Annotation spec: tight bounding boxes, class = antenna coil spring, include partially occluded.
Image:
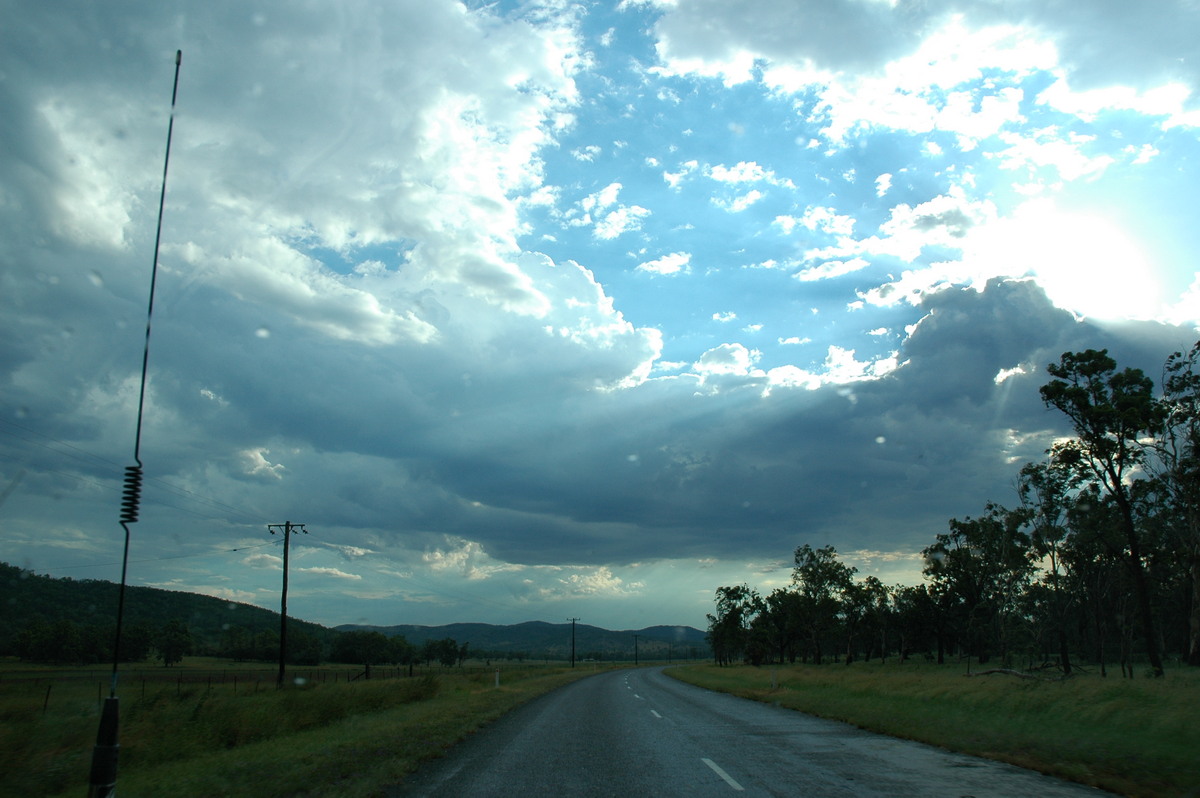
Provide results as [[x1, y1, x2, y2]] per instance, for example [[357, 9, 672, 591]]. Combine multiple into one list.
[[120, 465, 143, 524]]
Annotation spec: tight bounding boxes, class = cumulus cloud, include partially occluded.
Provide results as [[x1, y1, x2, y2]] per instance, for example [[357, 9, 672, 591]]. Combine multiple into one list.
[[4, 0, 1197, 634], [637, 251, 692, 275], [694, 343, 760, 376]]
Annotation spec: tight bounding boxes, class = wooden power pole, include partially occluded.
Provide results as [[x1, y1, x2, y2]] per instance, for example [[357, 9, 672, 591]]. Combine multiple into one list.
[[568, 618, 580, 667], [268, 521, 307, 686]]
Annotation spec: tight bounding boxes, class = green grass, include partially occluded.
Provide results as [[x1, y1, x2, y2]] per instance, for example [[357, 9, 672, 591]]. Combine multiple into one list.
[[0, 657, 610, 797], [668, 662, 1200, 798], [11, 657, 1194, 797]]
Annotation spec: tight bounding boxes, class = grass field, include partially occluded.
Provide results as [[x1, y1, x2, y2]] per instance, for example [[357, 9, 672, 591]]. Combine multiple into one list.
[[7, 657, 1197, 797], [667, 662, 1200, 798], [0, 657, 610, 797]]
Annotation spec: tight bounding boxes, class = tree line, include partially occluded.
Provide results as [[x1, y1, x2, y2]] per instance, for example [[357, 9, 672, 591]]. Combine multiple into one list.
[[708, 343, 1200, 677], [11, 614, 498, 669]]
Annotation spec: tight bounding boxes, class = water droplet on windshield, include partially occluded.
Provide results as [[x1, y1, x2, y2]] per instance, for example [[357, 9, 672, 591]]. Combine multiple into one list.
[[255, 326, 270, 338], [88, 270, 104, 287]]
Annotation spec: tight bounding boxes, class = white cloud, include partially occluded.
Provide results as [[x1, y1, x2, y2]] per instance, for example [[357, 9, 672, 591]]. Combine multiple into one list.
[[713, 189, 764, 212], [557, 566, 643, 597], [423, 537, 515, 581], [693, 343, 760, 376], [991, 129, 1116, 182], [583, 182, 624, 211], [575, 182, 652, 239], [241, 448, 286, 480], [572, 144, 602, 161], [299, 566, 363, 581], [663, 159, 699, 189], [638, 251, 691, 275], [795, 257, 870, 282], [708, 161, 773, 183]]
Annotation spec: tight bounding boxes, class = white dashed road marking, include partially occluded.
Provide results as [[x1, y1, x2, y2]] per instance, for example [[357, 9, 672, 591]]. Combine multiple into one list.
[[702, 758, 745, 791]]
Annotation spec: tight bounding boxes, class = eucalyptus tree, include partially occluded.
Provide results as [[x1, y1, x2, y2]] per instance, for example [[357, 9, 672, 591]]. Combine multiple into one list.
[[1040, 348, 1166, 676], [922, 503, 1034, 666], [751, 587, 804, 665], [1150, 341, 1200, 665], [706, 584, 760, 666], [892, 583, 939, 663], [791, 544, 856, 664], [1018, 457, 1082, 674], [1060, 483, 1126, 676], [841, 575, 890, 664]]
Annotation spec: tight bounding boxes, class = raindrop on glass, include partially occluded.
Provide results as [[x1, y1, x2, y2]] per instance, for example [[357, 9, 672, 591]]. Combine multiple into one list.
[[255, 326, 270, 338], [88, 270, 104, 287]]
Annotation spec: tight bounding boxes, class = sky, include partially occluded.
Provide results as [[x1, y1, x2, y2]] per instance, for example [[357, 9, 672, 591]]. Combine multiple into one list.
[[2, 0, 1200, 633]]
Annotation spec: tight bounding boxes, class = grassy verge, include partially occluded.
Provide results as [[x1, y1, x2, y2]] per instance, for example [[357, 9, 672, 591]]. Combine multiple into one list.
[[667, 662, 1200, 798], [0, 658, 609, 797]]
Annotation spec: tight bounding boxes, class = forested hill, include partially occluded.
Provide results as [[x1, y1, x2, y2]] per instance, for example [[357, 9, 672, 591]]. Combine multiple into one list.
[[336, 620, 710, 661], [1, 563, 710, 663], [0, 561, 332, 661]]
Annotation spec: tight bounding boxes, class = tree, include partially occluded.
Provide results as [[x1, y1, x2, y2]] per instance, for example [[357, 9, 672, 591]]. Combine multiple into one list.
[[706, 584, 759, 665], [156, 619, 192, 667], [922, 504, 1033, 667], [791, 545, 855, 664], [1152, 341, 1200, 665], [121, 622, 154, 663], [287, 630, 323, 665], [857, 576, 891, 663], [1040, 349, 1166, 676], [752, 587, 803, 665], [1019, 457, 1082, 674], [331, 630, 393, 666], [417, 637, 460, 668], [892, 584, 938, 662]]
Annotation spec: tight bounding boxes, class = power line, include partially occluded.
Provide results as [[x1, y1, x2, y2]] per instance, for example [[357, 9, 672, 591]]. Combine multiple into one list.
[[48, 539, 280, 571]]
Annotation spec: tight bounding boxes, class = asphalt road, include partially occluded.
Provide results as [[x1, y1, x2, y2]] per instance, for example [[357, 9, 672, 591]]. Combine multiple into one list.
[[394, 666, 1111, 797]]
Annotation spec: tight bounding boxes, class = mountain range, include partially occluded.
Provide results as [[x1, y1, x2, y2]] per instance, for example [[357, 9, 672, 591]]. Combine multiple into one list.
[[336, 621, 710, 661], [1, 563, 709, 662]]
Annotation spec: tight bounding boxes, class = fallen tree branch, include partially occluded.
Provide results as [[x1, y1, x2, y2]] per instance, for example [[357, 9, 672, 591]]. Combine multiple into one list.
[[966, 668, 1040, 680]]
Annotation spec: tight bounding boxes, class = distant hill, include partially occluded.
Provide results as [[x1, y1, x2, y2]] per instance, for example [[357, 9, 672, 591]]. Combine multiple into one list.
[[336, 620, 711, 661], [1, 562, 711, 663], [0, 561, 333, 661]]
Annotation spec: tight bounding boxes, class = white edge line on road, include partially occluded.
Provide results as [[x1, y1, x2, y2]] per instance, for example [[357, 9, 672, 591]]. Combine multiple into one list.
[[650, 709, 662, 718], [701, 758, 745, 791]]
